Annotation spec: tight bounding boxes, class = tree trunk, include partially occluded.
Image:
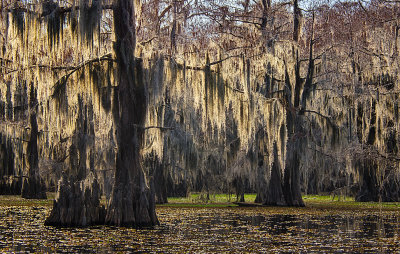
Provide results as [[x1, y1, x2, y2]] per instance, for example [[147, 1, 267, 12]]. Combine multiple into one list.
[[45, 172, 105, 226], [282, 129, 305, 207], [263, 143, 285, 206], [260, 119, 305, 207], [21, 112, 47, 199], [45, 99, 105, 226], [260, 0, 271, 39], [144, 152, 168, 204], [105, 0, 158, 227], [258, 61, 305, 207], [355, 159, 379, 202], [293, 0, 302, 43]]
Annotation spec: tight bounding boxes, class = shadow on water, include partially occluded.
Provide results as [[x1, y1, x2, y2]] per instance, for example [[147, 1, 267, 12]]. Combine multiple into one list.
[[0, 205, 399, 252]]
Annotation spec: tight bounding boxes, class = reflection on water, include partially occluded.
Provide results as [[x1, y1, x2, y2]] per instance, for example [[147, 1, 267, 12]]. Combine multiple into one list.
[[0, 206, 399, 252]]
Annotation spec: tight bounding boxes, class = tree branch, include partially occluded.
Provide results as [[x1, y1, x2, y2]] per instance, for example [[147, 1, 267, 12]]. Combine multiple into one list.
[[8, 4, 114, 15], [158, 5, 172, 21], [207, 54, 241, 66], [0, 57, 12, 63], [52, 53, 114, 96], [138, 36, 157, 46], [301, 109, 335, 128], [144, 126, 175, 131], [132, 124, 174, 131], [267, 89, 285, 96]]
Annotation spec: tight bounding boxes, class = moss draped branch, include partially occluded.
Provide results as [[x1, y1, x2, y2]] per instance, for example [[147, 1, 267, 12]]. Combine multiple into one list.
[[301, 109, 335, 129], [51, 53, 115, 98], [8, 4, 114, 15]]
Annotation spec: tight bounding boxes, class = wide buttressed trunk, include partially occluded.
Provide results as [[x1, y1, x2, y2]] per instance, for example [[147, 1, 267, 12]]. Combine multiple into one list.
[[45, 172, 105, 226], [21, 112, 47, 199], [282, 130, 305, 206], [45, 98, 105, 226], [144, 152, 167, 204], [281, 78, 306, 206], [259, 117, 305, 207], [105, 0, 158, 227], [262, 143, 285, 206], [355, 159, 379, 202], [257, 58, 305, 207]]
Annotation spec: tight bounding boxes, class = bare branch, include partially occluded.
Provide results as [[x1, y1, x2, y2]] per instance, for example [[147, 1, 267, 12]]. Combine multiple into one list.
[[207, 54, 241, 66], [301, 109, 335, 128]]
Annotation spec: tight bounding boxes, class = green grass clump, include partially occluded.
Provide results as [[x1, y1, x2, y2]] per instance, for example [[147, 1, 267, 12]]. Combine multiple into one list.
[[0, 194, 54, 207], [163, 193, 258, 208], [165, 193, 400, 211], [303, 194, 400, 211], [0, 192, 398, 212], [159, 203, 236, 208], [168, 193, 257, 204]]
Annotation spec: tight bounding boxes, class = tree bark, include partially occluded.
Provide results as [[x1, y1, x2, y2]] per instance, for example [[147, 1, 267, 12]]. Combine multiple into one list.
[[258, 58, 305, 207], [105, 0, 158, 227], [21, 112, 47, 199], [263, 143, 286, 206], [260, 0, 271, 37], [282, 122, 305, 207], [45, 99, 105, 226], [45, 172, 105, 226], [293, 0, 302, 43], [144, 152, 167, 204], [355, 159, 379, 202]]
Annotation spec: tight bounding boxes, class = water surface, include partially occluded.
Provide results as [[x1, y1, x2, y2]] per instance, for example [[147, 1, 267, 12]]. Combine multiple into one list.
[[0, 205, 399, 252]]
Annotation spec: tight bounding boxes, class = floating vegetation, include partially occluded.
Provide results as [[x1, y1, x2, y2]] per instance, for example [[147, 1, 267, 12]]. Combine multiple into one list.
[[0, 197, 398, 252], [3, 0, 400, 232]]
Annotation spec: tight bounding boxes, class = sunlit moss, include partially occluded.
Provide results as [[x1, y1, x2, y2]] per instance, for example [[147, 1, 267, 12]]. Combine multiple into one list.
[[79, 0, 102, 48], [41, 0, 64, 48], [11, 3, 25, 41]]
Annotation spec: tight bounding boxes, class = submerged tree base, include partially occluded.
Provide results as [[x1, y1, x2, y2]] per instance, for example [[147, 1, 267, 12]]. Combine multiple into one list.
[[21, 177, 47, 200], [45, 174, 159, 228], [105, 182, 159, 227], [45, 175, 105, 227], [0, 177, 22, 195]]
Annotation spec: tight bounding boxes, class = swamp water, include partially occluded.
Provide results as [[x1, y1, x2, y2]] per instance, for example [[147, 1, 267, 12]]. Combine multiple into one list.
[[0, 204, 399, 253]]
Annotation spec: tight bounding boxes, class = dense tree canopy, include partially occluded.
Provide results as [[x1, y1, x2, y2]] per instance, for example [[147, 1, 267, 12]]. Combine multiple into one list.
[[0, 0, 400, 227]]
